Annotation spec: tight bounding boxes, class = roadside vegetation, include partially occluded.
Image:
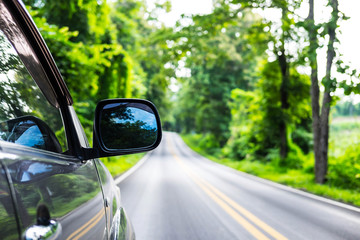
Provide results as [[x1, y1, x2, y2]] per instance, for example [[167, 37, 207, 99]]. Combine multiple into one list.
[[182, 114, 360, 206], [102, 153, 145, 177]]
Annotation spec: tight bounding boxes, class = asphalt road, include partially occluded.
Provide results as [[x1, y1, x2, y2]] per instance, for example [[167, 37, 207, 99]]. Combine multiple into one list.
[[118, 132, 360, 240]]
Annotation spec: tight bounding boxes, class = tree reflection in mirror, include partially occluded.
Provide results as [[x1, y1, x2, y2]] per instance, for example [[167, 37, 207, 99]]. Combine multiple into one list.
[[100, 102, 158, 150]]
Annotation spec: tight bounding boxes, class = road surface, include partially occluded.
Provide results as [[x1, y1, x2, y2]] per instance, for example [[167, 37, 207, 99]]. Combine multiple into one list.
[[118, 132, 360, 240]]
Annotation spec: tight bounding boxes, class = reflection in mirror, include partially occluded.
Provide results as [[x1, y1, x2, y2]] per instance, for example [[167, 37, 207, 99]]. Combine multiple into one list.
[[100, 102, 158, 150], [0, 116, 62, 153], [0, 120, 44, 148]]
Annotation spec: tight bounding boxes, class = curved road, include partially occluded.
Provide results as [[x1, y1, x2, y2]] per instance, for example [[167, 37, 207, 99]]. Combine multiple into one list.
[[118, 132, 360, 240]]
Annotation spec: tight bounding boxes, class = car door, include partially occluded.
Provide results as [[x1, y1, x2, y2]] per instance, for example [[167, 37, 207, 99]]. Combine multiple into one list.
[[0, 1, 108, 239], [1, 148, 107, 240]]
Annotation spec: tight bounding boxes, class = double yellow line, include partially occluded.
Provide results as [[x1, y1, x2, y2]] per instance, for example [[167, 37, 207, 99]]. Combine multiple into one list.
[[66, 207, 105, 240], [170, 146, 287, 240]]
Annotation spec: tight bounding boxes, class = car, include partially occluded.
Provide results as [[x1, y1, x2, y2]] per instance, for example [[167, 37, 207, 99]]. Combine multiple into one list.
[[0, 0, 162, 239]]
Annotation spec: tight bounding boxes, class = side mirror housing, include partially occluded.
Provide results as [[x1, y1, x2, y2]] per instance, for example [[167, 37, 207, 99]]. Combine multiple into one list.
[[91, 99, 162, 158]]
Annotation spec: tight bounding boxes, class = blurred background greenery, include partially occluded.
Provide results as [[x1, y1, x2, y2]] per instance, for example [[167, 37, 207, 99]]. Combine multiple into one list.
[[23, 0, 360, 205]]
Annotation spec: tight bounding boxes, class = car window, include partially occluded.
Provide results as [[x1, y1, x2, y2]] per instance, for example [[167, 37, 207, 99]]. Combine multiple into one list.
[[0, 29, 66, 152]]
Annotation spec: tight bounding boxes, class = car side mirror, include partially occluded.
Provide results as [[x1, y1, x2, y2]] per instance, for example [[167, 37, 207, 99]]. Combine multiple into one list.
[[92, 99, 162, 158]]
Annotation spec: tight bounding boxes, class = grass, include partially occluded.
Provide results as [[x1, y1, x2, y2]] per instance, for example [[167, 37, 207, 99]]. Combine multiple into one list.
[[102, 153, 145, 177], [329, 117, 360, 158], [181, 129, 360, 207]]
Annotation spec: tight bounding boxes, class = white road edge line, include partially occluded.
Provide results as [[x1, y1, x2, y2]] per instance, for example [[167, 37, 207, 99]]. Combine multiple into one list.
[[226, 164, 360, 214], [114, 151, 152, 185], [176, 134, 360, 214]]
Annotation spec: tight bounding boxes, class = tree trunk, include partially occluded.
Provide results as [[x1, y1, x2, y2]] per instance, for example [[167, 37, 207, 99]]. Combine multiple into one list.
[[307, 0, 321, 182], [278, 7, 290, 160], [278, 49, 289, 159], [316, 0, 338, 183], [308, 0, 338, 184], [317, 92, 331, 183]]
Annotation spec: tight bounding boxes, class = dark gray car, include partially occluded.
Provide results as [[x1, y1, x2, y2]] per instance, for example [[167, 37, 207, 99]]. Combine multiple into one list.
[[0, 0, 162, 239]]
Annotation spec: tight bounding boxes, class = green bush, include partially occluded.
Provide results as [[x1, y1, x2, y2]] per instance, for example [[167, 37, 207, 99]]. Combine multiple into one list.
[[327, 146, 360, 190], [198, 133, 221, 156], [302, 152, 315, 173], [265, 148, 280, 163], [223, 135, 251, 160], [291, 127, 313, 154]]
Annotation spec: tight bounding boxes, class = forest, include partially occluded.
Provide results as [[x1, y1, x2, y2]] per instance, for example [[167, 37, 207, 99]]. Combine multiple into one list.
[[23, 0, 360, 205]]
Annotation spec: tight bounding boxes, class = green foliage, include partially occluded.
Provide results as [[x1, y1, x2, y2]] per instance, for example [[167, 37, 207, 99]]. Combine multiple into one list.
[[225, 88, 259, 160], [24, 0, 111, 43], [328, 147, 360, 190], [329, 117, 360, 159], [176, 66, 233, 145], [197, 133, 221, 155], [182, 133, 222, 159], [226, 60, 311, 164], [28, 6, 133, 103], [291, 127, 313, 154], [327, 117, 360, 189], [174, 9, 267, 146], [24, 0, 172, 136]]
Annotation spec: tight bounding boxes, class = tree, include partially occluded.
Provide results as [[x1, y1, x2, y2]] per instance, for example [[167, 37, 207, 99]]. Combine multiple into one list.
[[110, 0, 177, 128], [305, 0, 339, 184], [173, 7, 265, 146], [226, 60, 311, 164], [228, 0, 303, 159]]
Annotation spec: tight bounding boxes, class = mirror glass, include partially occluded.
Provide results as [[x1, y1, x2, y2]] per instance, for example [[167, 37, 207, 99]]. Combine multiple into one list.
[[0, 116, 62, 153], [99, 102, 158, 150]]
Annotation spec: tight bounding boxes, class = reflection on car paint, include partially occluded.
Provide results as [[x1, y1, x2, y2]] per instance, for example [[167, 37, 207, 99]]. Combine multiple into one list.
[[0, 161, 19, 240], [24, 204, 62, 240]]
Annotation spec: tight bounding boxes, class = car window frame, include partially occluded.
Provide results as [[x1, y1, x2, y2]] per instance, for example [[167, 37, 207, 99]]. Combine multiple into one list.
[[0, 0, 86, 158]]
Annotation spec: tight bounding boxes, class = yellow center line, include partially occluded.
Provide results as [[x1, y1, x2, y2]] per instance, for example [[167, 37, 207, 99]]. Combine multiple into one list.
[[174, 154, 269, 240], [201, 180, 288, 240], [168, 142, 287, 240], [189, 168, 270, 240], [66, 208, 105, 240]]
